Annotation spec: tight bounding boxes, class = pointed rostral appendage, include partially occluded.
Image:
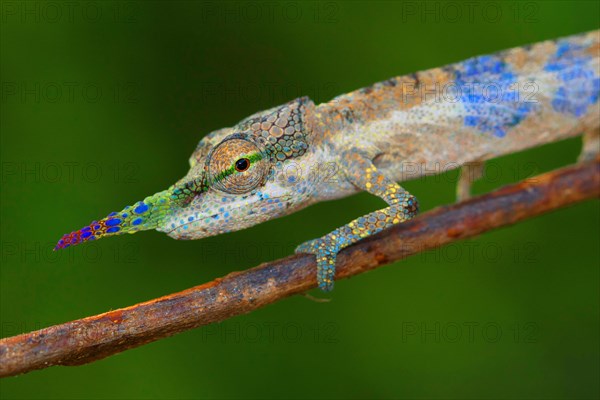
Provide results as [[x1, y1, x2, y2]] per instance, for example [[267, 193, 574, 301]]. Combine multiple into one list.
[[54, 190, 174, 250]]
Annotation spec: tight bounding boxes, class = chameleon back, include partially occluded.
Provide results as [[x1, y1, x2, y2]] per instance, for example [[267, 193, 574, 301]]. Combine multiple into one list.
[[314, 30, 600, 182]]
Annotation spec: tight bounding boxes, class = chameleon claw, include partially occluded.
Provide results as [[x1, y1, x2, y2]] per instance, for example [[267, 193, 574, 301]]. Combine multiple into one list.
[[295, 237, 339, 292], [299, 293, 332, 303]]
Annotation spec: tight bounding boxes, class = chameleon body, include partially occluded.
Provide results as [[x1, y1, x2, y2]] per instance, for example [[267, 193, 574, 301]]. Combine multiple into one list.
[[55, 30, 600, 291]]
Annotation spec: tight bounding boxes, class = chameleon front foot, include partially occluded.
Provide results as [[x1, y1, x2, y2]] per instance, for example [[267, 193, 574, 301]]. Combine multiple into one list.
[[295, 237, 339, 292], [296, 154, 419, 292]]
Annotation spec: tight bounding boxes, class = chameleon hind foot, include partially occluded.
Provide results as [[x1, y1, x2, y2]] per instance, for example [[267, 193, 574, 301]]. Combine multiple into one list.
[[578, 128, 599, 162], [456, 161, 484, 202]]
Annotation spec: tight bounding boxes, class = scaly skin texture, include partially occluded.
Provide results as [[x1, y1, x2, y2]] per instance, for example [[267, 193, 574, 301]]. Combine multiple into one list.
[[55, 30, 600, 291]]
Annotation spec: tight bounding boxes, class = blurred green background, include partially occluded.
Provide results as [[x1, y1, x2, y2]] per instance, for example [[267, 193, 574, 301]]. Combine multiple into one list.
[[1, 1, 598, 399]]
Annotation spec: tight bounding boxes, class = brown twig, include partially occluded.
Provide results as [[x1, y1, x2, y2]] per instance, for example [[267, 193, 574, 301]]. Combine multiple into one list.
[[1, 158, 598, 378]]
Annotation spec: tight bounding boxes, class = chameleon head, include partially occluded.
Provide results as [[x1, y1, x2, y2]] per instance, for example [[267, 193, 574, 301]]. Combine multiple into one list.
[[163, 96, 318, 240], [54, 97, 319, 249]]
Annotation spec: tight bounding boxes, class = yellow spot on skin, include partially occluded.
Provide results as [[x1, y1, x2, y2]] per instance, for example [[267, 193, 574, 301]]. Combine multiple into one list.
[[366, 182, 372, 189], [393, 218, 400, 224]]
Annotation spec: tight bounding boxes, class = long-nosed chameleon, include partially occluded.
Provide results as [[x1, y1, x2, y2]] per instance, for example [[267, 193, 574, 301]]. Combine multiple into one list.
[[55, 30, 600, 291]]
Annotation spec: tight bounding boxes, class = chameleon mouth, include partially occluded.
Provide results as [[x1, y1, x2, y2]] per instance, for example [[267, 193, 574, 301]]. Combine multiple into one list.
[[164, 195, 294, 237]]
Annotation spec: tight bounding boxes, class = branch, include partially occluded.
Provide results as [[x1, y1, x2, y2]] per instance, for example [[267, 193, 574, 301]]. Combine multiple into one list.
[[1, 158, 599, 378]]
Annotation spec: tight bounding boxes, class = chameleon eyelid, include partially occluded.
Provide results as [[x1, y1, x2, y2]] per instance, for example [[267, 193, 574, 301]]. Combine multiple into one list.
[[206, 149, 267, 195]]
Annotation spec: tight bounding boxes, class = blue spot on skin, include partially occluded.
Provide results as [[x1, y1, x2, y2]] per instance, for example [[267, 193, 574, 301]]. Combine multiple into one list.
[[188, 216, 194, 222], [455, 55, 536, 138], [93, 225, 101, 230], [106, 218, 121, 227], [464, 115, 478, 126], [132, 218, 143, 226], [544, 41, 599, 117], [108, 212, 117, 217], [134, 203, 149, 214], [107, 227, 121, 233], [81, 231, 93, 239]]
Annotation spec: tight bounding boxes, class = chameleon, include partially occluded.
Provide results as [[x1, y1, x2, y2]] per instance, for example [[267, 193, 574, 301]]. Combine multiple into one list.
[[55, 30, 600, 292]]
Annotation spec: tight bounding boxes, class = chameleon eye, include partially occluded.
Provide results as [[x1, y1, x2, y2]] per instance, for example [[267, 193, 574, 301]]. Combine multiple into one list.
[[208, 138, 269, 194], [235, 158, 250, 172]]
